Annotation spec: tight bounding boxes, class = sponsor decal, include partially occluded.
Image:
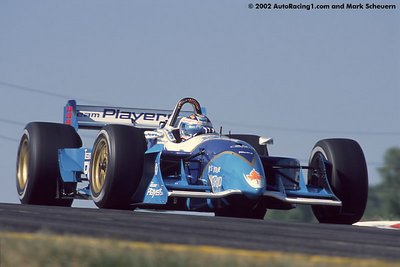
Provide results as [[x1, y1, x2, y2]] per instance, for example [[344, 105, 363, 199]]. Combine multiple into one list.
[[84, 161, 90, 175], [230, 144, 250, 149], [238, 150, 253, 155], [208, 165, 222, 192], [209, 175, 222, 192], [77, 111, 101, 118], [146, 181, 164, 198], [243, 169, 263, 188], [154, 162, 159, 176], [77, 108, 172, 122], [102, 109, 170, 122], [208, 165, 221, 173], [83, 150, 91, 175], [84, 151, 91, 160]]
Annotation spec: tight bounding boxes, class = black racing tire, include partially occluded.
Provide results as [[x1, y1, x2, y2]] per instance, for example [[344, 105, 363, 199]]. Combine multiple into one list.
[[214, 196, 267, 219], [16, 122, 82, 206], [308, 139, 368, 224], [228, 134, 269, 156], [90, 125, 146, 209]]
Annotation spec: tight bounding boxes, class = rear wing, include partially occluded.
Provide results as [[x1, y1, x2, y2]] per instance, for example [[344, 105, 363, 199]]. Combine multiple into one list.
[[64, 100, 189, 130]]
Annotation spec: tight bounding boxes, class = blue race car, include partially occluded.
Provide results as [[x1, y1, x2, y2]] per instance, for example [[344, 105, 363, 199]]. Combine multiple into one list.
[[16, 97, 368, 224]]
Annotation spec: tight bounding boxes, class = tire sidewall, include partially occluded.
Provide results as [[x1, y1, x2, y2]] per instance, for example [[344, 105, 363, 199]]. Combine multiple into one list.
[[90, 125, 146, 209], [16, 122, 82, 206], [90, 129, 112, 204], [309, 139, 368, 224], [16, 130, 31, 202]]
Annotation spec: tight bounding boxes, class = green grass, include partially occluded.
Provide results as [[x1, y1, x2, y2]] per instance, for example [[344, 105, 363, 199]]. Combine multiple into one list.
[[0, 232, 398, 267]]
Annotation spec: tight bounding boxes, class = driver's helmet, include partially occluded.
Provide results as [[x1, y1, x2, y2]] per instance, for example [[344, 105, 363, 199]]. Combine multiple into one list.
[[179, 114, 214, 141]]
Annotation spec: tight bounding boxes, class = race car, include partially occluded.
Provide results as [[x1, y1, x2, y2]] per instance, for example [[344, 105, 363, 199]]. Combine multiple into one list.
[[16, 97, 368, 224]]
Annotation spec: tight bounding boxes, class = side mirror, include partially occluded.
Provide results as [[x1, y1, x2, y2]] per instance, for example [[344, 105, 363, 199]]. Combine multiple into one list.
[[259, 136, 273, 146]]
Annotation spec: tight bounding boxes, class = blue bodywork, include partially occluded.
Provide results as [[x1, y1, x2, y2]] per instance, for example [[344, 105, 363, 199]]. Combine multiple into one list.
[[56, 98, 341, 211], [129, 138, 266, 210]]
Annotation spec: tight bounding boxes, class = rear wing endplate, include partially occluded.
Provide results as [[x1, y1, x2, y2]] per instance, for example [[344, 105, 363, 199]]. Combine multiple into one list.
[[64, 100, 182, 130]]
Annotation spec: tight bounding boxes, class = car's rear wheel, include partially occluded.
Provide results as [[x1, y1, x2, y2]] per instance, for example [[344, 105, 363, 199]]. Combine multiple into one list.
[[90, 125, 146, 209], [308, 138, 368, 224], [16, 122, 82, 206]]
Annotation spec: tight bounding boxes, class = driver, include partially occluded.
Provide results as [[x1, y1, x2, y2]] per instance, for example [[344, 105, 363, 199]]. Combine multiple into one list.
[[179, 114, 215, 141]]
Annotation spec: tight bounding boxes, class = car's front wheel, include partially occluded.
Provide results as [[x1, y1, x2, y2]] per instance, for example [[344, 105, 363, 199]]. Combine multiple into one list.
[[90, 125, 146, 209], [308, 138, 368, 224]]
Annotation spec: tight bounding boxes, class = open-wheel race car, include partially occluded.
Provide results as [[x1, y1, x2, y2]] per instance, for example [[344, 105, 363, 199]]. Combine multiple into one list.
[[16, 97, 368, 224]]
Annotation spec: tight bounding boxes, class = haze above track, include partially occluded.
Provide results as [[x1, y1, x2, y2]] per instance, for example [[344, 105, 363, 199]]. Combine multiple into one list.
[[0, 203, 399, 261]]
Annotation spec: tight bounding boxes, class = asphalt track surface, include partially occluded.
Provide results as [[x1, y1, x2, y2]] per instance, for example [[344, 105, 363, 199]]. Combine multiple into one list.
[[0, 203, 399, 261]]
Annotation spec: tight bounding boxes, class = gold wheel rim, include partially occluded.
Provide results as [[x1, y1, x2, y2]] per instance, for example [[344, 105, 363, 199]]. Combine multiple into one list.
[[91, 138, 109, 194], [17, 138, 29, 191]]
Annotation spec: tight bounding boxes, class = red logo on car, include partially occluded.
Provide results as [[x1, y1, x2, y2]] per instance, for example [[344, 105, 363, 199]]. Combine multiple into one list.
[[244, 169, 263, 188], [246, 169, 262, 180]]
